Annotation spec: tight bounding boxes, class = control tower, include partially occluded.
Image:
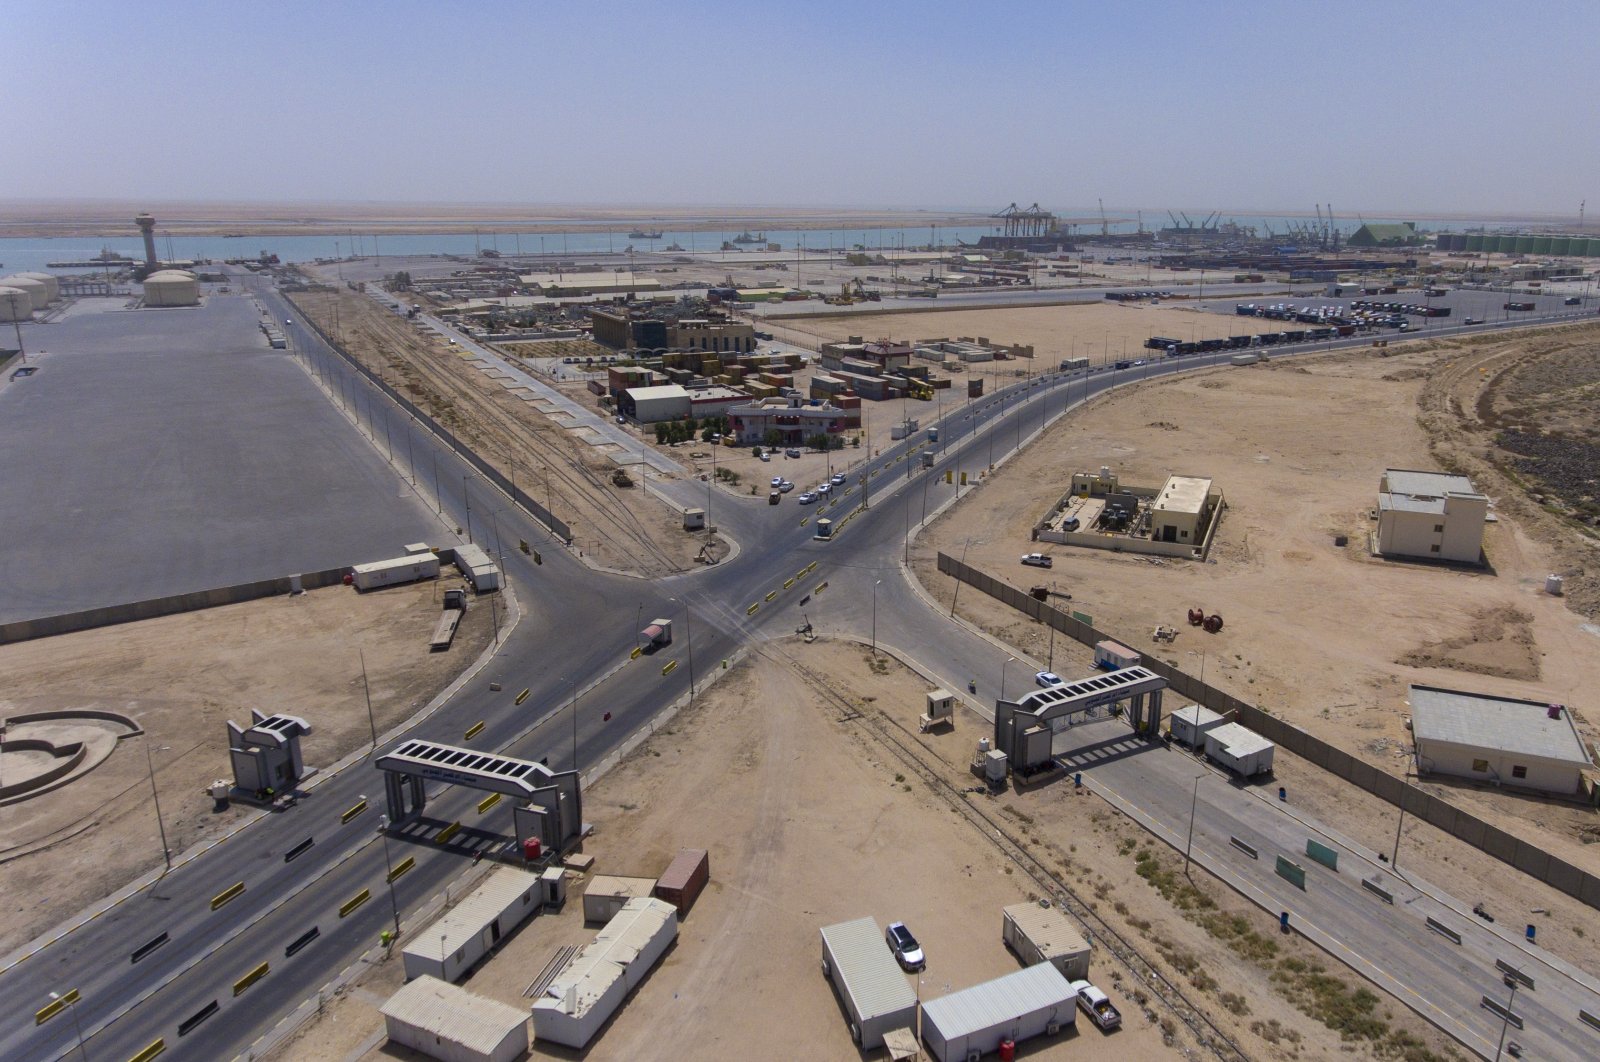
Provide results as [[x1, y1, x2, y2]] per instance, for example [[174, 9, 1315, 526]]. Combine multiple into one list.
[[135, 212, 158, 268]]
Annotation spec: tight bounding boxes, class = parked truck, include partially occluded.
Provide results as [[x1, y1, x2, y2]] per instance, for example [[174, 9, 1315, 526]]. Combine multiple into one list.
[[641, 618, 673, 650], [429, 589, 467, 651], [1069, 980, 1123, 1031]]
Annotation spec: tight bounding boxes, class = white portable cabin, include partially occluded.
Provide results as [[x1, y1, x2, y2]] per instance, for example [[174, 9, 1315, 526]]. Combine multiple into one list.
[[921, 962, 1076, 1062], [402, 867, 542, 982], [1204, 722, 1275, 778], [582, 875, 657, 924], [454, 543, 501, 591], [532, 897, 677, 1048], [1169, 704, 1227, 748], [1094, 639, 1139, 671], [1001, 902, 1091, 981], [381, 976, 529, 1062], [819, 917, 918, 1050], [352, 553, 440, 590]]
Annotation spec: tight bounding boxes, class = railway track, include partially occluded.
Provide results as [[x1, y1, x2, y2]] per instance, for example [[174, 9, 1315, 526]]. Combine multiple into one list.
[[291, 289, 686, 574], [777, 649, 1251, 1062]]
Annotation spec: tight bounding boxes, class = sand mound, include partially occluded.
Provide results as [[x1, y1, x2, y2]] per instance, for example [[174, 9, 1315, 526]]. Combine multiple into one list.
[[1396, 605, 1540, 681]]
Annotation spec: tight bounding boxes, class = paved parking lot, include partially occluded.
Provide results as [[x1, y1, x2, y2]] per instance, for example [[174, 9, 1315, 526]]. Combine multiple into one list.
[[0, 295, 442, 622]]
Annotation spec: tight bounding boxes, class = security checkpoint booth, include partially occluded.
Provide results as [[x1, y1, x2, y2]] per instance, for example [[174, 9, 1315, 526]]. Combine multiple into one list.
[[376, 739, 584, 857], [994, 666, 1168, 775], [227, 711, 312, 799]]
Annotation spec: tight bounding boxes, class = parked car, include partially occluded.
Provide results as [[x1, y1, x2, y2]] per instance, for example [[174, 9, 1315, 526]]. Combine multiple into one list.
[[785, 448, 801, 458], [1069, 980, 1123, 1031], [817, 483, 832, 496], [830, 472, 846, 485], [1021, 553, 1053, 568], [885, 922, 925, 972], [759, 452, 771, 462], [1464, 317, 1482, 324], [10, 366, 37, 380], [771, 477, 783, 488], [798, 491, 817, 504], [778, 480, 794, 493], [1036, 671, 1064, 688]]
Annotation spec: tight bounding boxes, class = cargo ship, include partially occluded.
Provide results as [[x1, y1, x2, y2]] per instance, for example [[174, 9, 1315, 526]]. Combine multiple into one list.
[[732, 230, 766, 244], [628, 228, 664, 240]]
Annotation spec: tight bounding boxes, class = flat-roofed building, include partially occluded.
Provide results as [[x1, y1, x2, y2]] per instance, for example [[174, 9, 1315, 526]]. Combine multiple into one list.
[[526, 272, 661, 297], [1410, 684, 1592, 795], [621, 383, 692, 423], [1376, 469, 1487, 564], [727, 394, 860, 445], [381, 976, 529, 1062], [1150, 475, 1216, 545], [669, 318, 755, 354]]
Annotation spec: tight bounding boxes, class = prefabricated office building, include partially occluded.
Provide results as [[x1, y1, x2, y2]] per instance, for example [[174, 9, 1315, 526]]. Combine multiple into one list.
[[819, 917, 919, 1050], [921, 962, 1076, 1062], [1001, 902, 1091, 981], [381, 975, 529, 1062], [402, 867, 543, 982]]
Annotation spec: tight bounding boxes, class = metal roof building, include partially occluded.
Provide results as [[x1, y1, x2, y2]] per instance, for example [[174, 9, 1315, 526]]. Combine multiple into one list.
[[1411, 684, 1592, 795], [403, 867, 542, 983], [1377, 469, 1487, 564], [921, 962, 1076, 1062], [819, 917, 918, 1050], [1002, 902, 1092, 980], [381, 975, 530, 1062], [532, 896, 678, 1048]]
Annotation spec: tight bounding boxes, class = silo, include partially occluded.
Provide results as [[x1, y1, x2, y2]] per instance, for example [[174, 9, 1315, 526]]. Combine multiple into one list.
[[1496, 235, 1519, 253], [1532, 236, 1552, 255], [0, 286, 31, 322], [1587, 239, 1600, 258], [142, 270, 200, 307], [16, 272, 59, 303], [1514, 236, 1535, 254], [0, 275, 48, 312], [1465, 234, 1484, 253], [1549, 237, 1570, 256]]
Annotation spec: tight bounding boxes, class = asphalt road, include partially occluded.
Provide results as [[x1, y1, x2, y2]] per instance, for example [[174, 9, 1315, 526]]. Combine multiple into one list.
[[4, 289, 1595, 1061]]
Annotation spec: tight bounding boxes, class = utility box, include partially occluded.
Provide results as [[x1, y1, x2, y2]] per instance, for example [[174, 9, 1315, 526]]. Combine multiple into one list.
[[1002, 902, 1092, 981], [814, 517, 833, 541], [984, 749, 1008, 785], [540, 866, 568, 911], [921, 688, 955, 733], [683, 507, 706, 531]]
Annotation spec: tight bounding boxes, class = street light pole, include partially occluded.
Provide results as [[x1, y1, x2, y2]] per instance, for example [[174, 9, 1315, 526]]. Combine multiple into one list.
[[463, 475, 473, 543], [360, 650, 378, 750], [1185, 773, 1205, 876], [377, 815, 402, 940], [50, 992, 87, 1062], [1493, 972, 1521, 1062], [871, 580, 881, 656], [1391, 764, 1414, 868], [145, 738, 172, 873]]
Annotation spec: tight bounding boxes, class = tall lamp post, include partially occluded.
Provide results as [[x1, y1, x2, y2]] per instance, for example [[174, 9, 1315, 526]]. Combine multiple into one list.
[[1390, 763, 1415, 869], [1185, 772, 1206, 876], [49, 991, 87, 1062], [1493, 970, 1523, 1062], [377, 815, 402, 940], [871, 580, 882, 656], [1001, 656, 1015, 702], [145, 739, 173, 873]]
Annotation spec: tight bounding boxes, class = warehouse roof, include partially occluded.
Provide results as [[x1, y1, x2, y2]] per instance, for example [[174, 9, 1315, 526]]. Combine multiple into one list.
[[1410, 684, 1589, 765], [381, 975, 528, 1052], [624, 383, 691, 402], [922, 962, 1074, 1039]]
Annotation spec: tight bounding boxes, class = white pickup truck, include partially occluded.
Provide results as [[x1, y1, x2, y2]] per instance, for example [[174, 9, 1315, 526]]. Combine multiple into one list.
[[1069, 980, 1122, 1031]]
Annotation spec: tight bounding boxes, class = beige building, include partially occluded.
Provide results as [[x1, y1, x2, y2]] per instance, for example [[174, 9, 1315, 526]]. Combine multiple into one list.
[[1376, 469, 1487, 564], [1149, 475, 1215, 545], [1410, 684, 1591, 796], [668, 318, 755, 354]]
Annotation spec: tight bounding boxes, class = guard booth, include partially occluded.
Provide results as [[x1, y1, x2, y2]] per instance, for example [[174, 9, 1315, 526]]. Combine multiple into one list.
[[228, 711, 312, 798], [994, 666, 1168, 772], [376, 739, 584, 855]]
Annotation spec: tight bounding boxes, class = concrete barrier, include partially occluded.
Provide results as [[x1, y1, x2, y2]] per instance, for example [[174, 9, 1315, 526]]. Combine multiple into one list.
[[1361, 877, 1394, 904], [1274, 855, 1307, 890], [1306, 839, 1339, 872], [1479, 995, 1522, 1029], [1229, 836, 1259, 859], [1425, 917, 1461, 944], [1495, 960, 1534, 990]]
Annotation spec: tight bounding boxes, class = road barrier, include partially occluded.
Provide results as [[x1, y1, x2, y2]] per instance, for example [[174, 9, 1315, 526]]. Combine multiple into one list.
[[746, 603, 759, 616], [388, 856, 416, 882], [1480, 996, 1523, 1029], [339, 889, 371, 918], [128, 1038, 166, 1062], [1496, 960, 1535, 990], [1229, 836, 1259, 859], [341, 800, 368, 824], [515, 688, 531, 705], [436, 822, 461, 844], [765, 590, 778, 602], [131, 932, 170, 964], [477, 792, 501, 813], [1274, 856, 1307, 890], [464, 720, 485, 740], [1580, 1008, 1600, 1032], [815, 582, 828, 594], [177, 1000, 219, 1037], [1361, 877, 1394, 904], [284, 837, 315, 863], [629, 646, 642, 660], [661, 660, 678, 676], [35, 988, 78, 1025], [1306, 839, 1339, 872], [210, 882, 246, 910], [285, 927, 320, 958], [1426, 917, 1462, 944], [937, 549, 1600, 912], [233, 961, 269, 996], [783, 577, 795, 589]]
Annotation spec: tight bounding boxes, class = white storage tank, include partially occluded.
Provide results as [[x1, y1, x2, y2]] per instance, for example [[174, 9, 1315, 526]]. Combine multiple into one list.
[[0, 287, 31, 322], [143, 269, 200, 307], [0, 275, 48, 312], [16, 272, 59, 303]]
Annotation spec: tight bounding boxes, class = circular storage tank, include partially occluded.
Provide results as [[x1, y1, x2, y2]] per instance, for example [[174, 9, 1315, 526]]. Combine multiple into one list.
[[1514, 236, 1535, 255], [1549, 237, 1570, 256], [0, 275, 48, 312], [16, 272, 58, 303], [142, 269, 200, 307], [1532, 236, 1552, 255], [1465, 234, 1484, 253], [0, 286, 32, 322]]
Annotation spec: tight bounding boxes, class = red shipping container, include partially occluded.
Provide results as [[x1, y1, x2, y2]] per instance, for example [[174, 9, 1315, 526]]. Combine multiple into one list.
[[652, 848, 709, 918]]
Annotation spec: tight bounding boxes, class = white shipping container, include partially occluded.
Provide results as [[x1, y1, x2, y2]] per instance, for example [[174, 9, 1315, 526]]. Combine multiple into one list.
[[402, 867, 542, 983], [1169, 704, 1228, 748], [1204, 722, 1276, 777], [1094, 640, 1139, 671], [454, 543, 501, 591], [922, 963, 1075, 1062], [352, 554, 440, 590], [820, 918, 918, 1050]]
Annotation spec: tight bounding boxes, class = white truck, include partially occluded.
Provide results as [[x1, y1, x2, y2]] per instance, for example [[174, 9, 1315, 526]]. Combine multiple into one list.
[[1069, 979, 1122, 1031]]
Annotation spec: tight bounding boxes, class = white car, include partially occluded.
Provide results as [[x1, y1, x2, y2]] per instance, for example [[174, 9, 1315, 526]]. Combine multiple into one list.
[[817, 483, 832, 496], [771, 476, 783, 488], [1069, 980, 1122, 1031], [1020, 553, 1053, 568], [885, 922, 925, 972], [1036, 671, 1063, 688], [797, 491, 817, 504], [779, 480, 794, 493], [830, 472, 846, 485]]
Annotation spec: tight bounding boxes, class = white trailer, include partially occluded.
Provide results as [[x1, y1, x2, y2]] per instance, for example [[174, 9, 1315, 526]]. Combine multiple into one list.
[[819, 918, 918, 1050], [351, 553, 440, 591], [1204, 722, 1275, 778], [921, 963, 1075, 1062], [1230, 352, 1262, 365], [1168, 704, 1227, 748], [454, 543, 501, 592], [1002, 902, 1091, 981], [1094, 640, 1139, 671]]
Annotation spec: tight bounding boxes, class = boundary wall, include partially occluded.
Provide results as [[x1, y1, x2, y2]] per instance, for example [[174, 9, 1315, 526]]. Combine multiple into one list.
[[937, 550, 1600, 910]]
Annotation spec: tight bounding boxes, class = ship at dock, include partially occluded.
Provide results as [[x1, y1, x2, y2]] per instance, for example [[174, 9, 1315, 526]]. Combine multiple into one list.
[[628, 228, 664, 240], [47, 247, 135, 268]]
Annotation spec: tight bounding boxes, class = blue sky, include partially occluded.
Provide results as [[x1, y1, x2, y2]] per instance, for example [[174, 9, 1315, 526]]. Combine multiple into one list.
[[9, 1, 1596, 217]]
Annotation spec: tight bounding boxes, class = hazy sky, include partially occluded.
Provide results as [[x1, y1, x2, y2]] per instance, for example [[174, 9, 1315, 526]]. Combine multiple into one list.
[[11, 1, 1596, 217]]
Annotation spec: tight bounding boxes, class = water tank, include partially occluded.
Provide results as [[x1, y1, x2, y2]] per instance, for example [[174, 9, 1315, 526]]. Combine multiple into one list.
[[0, 286, 31, 322], [977, 736, 991, 755], [16, 272, 59, 303], [0, 275, 48, 312], [142, 269, 200, 307], [1545, 574, 1564, 596]]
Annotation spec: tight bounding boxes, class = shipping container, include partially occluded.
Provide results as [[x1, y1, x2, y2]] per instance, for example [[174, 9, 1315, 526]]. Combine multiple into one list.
[[582, 875, 657, 924], [453, 543, 501, 592], [820, 917, 919, 1050], [351, 553, 440, 591], [1094, 640, 1139, 670], [653, 848, 709, 918], [1169, 704, 1227, 748]]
